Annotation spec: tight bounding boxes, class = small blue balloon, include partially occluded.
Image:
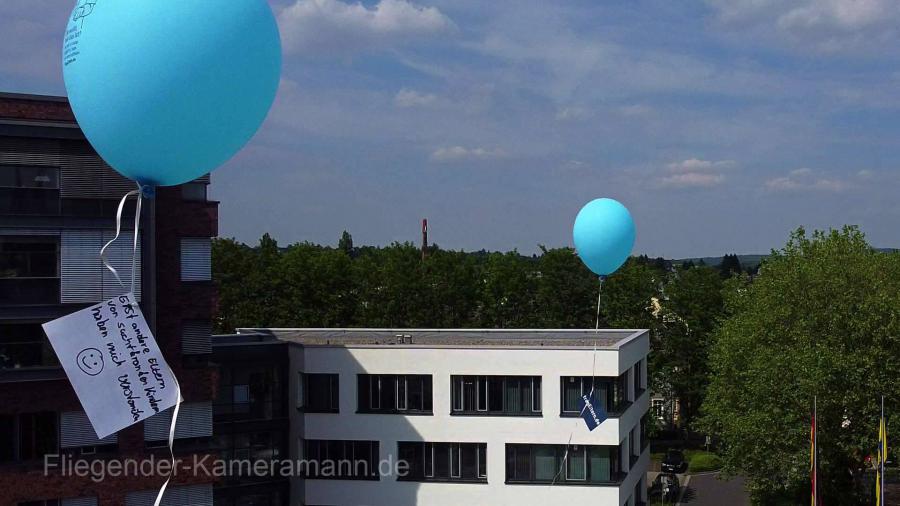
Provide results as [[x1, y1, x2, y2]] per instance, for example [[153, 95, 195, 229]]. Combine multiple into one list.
[[62, 0, 282, 187], [573, 198, 636, 276]]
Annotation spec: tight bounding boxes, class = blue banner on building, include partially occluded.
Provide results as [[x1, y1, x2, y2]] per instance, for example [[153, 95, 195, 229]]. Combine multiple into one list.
[[578, 389, 607, 431]]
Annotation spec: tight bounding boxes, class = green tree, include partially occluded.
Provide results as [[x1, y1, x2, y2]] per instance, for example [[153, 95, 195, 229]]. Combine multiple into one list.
[[700, 227, 900, 504], [719, 253, 743, 278], [338, 230, 354, 256], [652, 265, 724, 430]]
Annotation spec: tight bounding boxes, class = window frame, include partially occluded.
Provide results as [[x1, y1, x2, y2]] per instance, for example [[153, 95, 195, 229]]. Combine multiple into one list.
[[505, 443, 623, 486], [450, 375, 543, 417], [398, 441, 488, 483], [299, 373, 340, 414], [357, 374, 433, 415], [560, 374, 632, 418]]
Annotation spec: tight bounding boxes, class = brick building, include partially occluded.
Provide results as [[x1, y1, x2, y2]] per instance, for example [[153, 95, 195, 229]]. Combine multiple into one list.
[[0, 92, 219, 505]]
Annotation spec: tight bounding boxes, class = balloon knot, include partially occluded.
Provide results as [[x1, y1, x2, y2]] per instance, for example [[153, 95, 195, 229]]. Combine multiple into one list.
[[139, 185, 156, 199]]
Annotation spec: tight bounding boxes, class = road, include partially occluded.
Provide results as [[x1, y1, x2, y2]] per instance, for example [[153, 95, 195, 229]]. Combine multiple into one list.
[[679, 472, 750, 506]]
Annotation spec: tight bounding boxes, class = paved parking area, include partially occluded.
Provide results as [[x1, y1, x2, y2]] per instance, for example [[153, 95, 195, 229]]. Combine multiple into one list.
[[679, 472, 750, 506]]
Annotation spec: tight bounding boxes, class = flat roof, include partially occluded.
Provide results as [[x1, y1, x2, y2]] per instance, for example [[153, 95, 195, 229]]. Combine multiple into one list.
[[233, 328, 647, 349]]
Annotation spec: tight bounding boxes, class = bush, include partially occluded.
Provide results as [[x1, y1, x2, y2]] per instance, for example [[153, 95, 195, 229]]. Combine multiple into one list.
[[688, 451, 722, 473]]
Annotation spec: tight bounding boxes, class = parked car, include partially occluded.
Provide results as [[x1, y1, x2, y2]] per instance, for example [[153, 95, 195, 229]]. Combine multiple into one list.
[[661, 449, 687, 473], [650, 472, 681, 502]]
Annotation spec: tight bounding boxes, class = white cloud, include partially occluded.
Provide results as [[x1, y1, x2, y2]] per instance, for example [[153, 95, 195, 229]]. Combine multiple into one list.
[[705, 0, 900, 53], [394, 88, 437, 108], [555, 106, 590, 121], [667, 158, 736, 173], [764, 168, 851, 192], [656, 158, 735, 188], [279, 0, 454, 54], [430, 146, 507, 162], [658, 172, 726, 188]]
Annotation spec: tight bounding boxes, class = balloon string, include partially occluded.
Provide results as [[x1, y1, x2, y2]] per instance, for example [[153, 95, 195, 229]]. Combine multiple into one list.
[[154, 376, 182, 506], [595, 275, 605, 331], [554, 276, 607, 485], [99, 184, 142, 293], [100, 183, 180, 505]]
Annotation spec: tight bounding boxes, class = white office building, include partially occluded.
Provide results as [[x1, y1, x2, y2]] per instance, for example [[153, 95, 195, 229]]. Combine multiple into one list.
[[239, 328, 650, 506]]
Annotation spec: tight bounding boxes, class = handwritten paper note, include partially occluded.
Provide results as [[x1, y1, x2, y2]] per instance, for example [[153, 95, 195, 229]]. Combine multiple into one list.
[[43, 293, 178, 438]]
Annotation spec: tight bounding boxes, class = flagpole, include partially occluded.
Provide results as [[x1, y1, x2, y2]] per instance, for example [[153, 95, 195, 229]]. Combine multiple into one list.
[[882, 395, 885, 506], [814, 395, 817, 506]]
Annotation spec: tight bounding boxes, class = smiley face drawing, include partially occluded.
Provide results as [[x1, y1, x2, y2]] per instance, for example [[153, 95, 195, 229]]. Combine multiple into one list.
[[76, 348, 104, 376]]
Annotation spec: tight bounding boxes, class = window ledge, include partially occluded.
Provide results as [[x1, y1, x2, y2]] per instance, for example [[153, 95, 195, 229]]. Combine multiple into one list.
[[356, 410, 433, 416], [398, 478, 488, 484], [450, 411, 542, 417], [505, 479, 624, 487], [302, 476, 380, 481], [297, 407, 340, 414]]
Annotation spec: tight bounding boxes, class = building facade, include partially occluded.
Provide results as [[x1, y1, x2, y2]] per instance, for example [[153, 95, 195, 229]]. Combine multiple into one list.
[[0, 92, 219, 505], [235, 328, 650, 506], [211, 334, 290, 506]]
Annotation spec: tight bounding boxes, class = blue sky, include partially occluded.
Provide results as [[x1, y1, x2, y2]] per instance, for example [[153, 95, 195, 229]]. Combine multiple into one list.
[[2, 0, 899, 257]]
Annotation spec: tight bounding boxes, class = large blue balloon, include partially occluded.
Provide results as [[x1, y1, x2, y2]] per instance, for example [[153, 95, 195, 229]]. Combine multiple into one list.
[[573, 198, 636, 276], [62, 0, 282, 187]]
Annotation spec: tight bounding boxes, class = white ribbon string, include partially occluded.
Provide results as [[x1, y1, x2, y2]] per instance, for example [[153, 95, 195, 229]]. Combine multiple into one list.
[[154, 375, 182, 506], [99, 187, 141, 291], [554, 278, 604, 485], [99, 184, 181, 506]]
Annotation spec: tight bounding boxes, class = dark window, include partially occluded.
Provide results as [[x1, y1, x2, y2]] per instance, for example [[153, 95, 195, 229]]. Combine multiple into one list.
[[505, 444, 622, 485], [0, 323, 59, 369], [18, 501, 61, 506], [634, 360, 643, 396], [0, 236, 60, 305], [216, 430, 285, 468], [181, 183, 208, 201], [0, 166, 61, 215], [398, 442, 487, 483], [61, 198, 137, 218], [302, 439, 378, 480], [0, 188, 60, 215], [560, 375, 629, 417], [0, 165, 59, 189], [302, 373, 340, 413], [213, 364, 286, 422], [0, 236, 58, 278], [451, 376, 541, 416], [357, 375, 432, 414], [0, 412, 59, 462]]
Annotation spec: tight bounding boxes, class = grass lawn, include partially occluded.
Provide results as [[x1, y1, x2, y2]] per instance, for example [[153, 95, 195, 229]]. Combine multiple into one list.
[[649, 449, 723, 473]]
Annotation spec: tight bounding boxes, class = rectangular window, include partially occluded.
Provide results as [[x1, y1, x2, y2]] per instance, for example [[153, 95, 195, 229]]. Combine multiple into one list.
[[566, 445, 586, 481], [0, 323, 59, 369], [0, 236, 60, 306], [0, 187, 60, 214], [451, 376, 542, 416], [181, 183, 208, 201], [633, 360, 643, 395], [0, 165, 59, 189], [476, 376, 488, 411], [1, 412, 59, 462], [398, 442, 487, 483], [302, 439, 378, 480], [302, 374, 339, 413], [180, 237, 211, 281], [505, 444, 621, 485], [560, 374, 630, 417], [357, 375, 432, 414]]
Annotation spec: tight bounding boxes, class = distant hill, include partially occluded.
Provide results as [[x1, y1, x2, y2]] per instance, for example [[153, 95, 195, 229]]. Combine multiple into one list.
[[674, 254, 767, 269], [675, 248, 898, 269]]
